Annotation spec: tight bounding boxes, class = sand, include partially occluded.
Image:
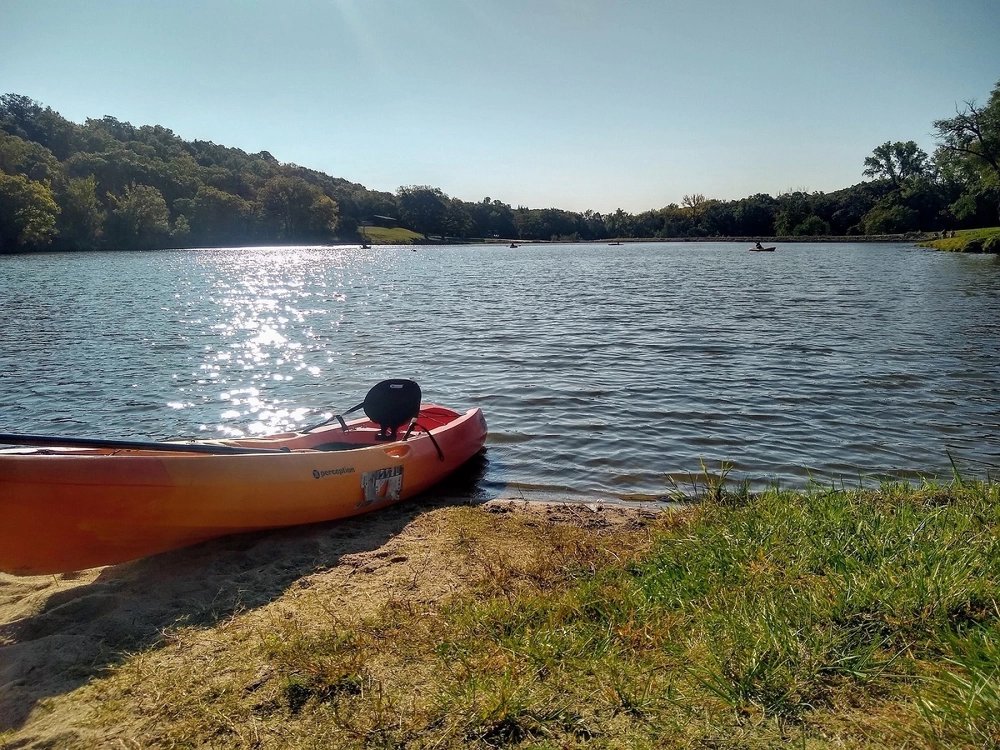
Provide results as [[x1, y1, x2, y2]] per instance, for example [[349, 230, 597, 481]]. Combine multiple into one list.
[[0, 496, 662, 748]]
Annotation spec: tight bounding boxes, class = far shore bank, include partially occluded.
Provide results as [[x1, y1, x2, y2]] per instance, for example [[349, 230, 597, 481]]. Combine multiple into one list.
[[439, 227, 1000, 251], [579, 233, 932, 244], [432, 232, 940, 245], [7, 229, 1000, 255], [394, 230, 985, 247]]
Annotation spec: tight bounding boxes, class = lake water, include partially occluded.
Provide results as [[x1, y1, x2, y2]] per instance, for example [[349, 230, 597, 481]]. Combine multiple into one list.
[[2, 242, 998, 501]]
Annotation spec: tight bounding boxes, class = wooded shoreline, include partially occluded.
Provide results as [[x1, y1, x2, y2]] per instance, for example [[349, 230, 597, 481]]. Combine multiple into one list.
[[0, 231, 968, 252], [3, 81, 999, 254]]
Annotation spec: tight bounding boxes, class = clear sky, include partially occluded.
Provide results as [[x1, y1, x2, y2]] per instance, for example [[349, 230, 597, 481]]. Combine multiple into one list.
[[2, 0, 998, 213]]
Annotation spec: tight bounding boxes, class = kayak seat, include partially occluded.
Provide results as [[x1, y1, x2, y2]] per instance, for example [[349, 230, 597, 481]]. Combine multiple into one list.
[[363, 379, 422, 441]]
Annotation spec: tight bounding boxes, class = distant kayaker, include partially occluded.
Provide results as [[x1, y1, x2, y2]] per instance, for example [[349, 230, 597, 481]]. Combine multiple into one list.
[[755, 241, 764, 249]]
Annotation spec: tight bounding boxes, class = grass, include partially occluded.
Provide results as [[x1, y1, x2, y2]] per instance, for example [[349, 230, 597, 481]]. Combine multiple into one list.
[[32, 480, 1000, 748], [919, 226, 1000, 252], [358, 226, 426, 244]]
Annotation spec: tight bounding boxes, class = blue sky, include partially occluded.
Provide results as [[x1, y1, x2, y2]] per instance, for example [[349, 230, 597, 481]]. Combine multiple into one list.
[[2, 0, 998, 213]]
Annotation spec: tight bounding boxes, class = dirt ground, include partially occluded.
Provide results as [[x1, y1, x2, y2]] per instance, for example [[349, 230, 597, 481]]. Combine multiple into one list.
[[0, 496, 664, 749]]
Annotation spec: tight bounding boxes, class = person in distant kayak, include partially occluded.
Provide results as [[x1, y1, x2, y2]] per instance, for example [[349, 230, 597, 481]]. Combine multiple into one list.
[[755, 241, 764, 249]]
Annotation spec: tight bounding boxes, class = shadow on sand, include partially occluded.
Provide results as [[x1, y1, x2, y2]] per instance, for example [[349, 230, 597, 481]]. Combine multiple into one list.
[[0, 453, 493, 732]]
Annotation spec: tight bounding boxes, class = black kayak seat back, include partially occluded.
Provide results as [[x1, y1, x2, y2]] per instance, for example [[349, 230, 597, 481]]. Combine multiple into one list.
[[363, 379, 422, 440]]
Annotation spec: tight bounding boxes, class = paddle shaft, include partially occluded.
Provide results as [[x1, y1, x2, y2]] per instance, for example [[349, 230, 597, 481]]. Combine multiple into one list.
[[0, 433, 288, 455]]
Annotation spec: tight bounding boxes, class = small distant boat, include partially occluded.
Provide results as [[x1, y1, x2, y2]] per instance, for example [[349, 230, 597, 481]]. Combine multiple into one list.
[[608, 241, 622, 246], [509, 243, 519, 248], [361, 243, 371, 249], [0, 380, 487, 575], [749, 246, 776, 252]]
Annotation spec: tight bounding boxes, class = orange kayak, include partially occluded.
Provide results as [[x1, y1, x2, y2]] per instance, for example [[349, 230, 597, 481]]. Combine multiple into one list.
[[0, 403, 487, 575]]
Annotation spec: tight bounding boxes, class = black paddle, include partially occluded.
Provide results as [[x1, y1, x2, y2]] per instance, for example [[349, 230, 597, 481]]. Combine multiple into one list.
[[3, 381, 424, 455], [0, 433, 288, 455]]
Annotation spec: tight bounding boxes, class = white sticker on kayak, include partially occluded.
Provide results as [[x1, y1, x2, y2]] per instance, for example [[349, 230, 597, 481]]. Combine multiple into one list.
[[360, 466, 403, 506]]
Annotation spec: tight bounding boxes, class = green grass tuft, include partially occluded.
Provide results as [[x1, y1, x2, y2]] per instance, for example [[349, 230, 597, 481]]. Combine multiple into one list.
[[920, 226, 1000, 252]]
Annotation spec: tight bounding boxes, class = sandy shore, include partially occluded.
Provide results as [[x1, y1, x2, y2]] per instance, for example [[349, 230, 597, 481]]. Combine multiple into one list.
[[0, 495, 663, 748]]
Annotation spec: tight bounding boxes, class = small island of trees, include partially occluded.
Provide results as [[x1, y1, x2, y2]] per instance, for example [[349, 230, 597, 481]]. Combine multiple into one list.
[[1, 79, 998, 253]]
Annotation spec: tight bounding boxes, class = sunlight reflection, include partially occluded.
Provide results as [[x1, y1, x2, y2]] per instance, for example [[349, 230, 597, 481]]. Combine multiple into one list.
[[182, 247, 386, 436]]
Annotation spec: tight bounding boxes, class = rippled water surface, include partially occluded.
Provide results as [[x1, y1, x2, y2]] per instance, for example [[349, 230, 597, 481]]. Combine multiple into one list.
[[2, 243, 998, 499]]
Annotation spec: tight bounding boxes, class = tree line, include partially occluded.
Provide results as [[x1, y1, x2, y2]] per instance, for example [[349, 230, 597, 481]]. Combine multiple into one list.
[[1, 80, 998, 252]]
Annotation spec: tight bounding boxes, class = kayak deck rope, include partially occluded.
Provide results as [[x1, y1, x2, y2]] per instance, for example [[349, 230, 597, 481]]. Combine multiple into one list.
[[403, 419, 445, 461]]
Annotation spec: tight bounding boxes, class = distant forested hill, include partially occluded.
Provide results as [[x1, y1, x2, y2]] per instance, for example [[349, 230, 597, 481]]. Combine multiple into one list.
[[1, 84, 997, 252]]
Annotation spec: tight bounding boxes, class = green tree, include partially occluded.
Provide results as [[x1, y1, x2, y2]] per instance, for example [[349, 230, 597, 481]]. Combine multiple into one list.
[[933, 80, 1000, 221], [470, 197, 517, 238], [512, 207, 589, 241], [897, 178, 946, 231], [190, 185, 253, 244], [64, 148, 154, 197], [0, 132, 60, 182], [171, 214, 191, 245], [0, 94, 42, 139], [774, 191, 813, 236], [605, 208, 635, 238], [0, 173, 59, 251], [396, 185, 449, 237], [56, 176, 104, 249], [257, 175, 338, 241], [0, 94, 81, 159], [444, 198, 473, 238], [84, 115, 136, 143], [859, 140, 945, 231], [581, 209, 607, 239], [651, 204, 686, 238], [732, 194, 777, 236], [632, 209, 664, 238], [792, 214, 831, 236], [682, 193, 708, 224], [863, 141, 931, 187], [106, 183, 170, 249], [701, 200, 737, 236], [821, 183, 885, 235], [863, 200, 919, 234], [309, 193, 340, 239]]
